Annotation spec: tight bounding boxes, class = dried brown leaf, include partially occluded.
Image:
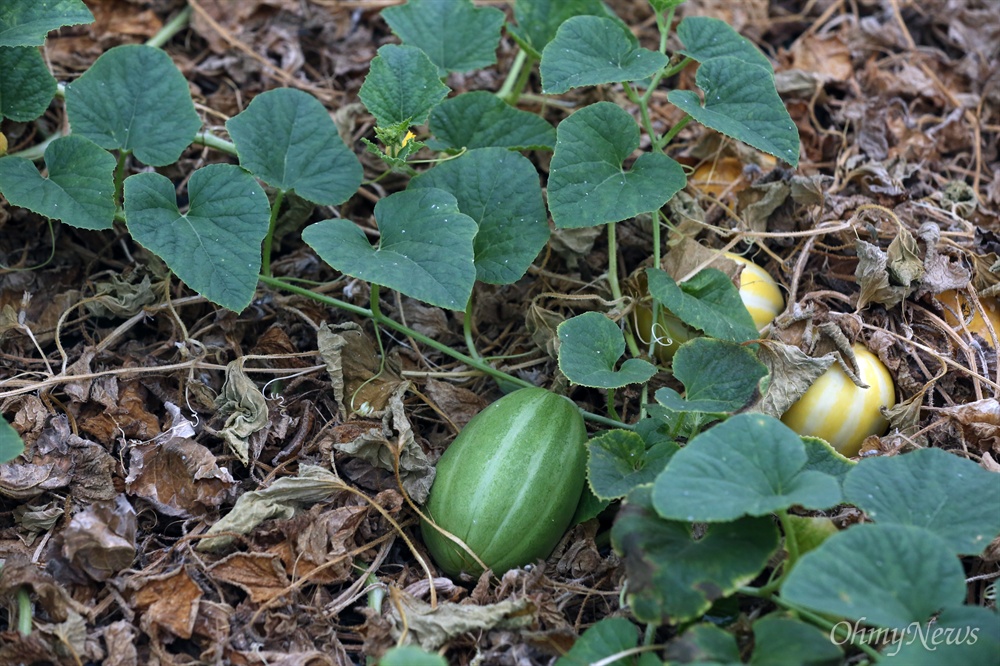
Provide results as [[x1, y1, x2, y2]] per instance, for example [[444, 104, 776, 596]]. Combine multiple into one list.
[[126, 437, 237, 517]]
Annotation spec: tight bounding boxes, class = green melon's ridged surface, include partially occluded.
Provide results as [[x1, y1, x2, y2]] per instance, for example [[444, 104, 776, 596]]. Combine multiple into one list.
[[420, 387, 587, 577]]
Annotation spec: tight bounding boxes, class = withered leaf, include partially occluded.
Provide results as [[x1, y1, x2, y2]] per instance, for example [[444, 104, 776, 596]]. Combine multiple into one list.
[[855, 238, 910, 309], [752, 341, 836, 417], [126, 437, 237, 517], [209, 552, 291, 603], [424, 378, 487, 430], [131, 566, 203, 639], [53, 495, 136, 583], [214, 359, 269, 465]]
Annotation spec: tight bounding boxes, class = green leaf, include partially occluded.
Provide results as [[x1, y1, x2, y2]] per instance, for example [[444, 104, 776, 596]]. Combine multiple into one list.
[[676, 16, 771, 70], [665, 624, 742, 665], [427, 91, 556, 151], [652, 414, 843, 522], [382, 0, 505, 75], [0, 135, 115, 230], [226, 88, 361, 206], [540, 16, 668, 94], [0, 46, 57, 121], [651, 338, 767, 415], [555, 617, 641, 666], [844, 448, 1000, 555], [646, 267, 759, 343], [648, 0, 687, 11], [358, 44, 451, 128], [801, 436, 855, 489], [885, 606, 1000, 664], [548, 102, 686, 228], [588, 430, 677, 501], [303, 188, 477, 311], [65, 44, 201, 166], [750, 615, 843, 666], [510, 0, 612, 59], [557, 311, 657, 388], [668, 57, 800, 167], [124, 165, 271, 312], [781, 524, 967, 629], [613, 486, 779, 624], [0, 415, 25, 464], [0, 0, 93, 47], [380, 646, 447, 666], [409, 147, 549, 284]]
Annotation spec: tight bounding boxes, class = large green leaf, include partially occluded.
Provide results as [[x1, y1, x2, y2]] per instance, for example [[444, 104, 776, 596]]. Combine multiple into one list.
[[0, 46, 56, 121], [0, 135, 115, 230], [65, 44, 201, 166], [668, 57, 800, 167], [676, 16, 771, 70], [382, 0, 504, 75], [226, 88, 361, 206], [409, 147, 549, 284], [646, 267, 759, 343], [0, 415, 25, 464], [0, 0, 93, 47], [303, 188, 477, 311], [540, 16, 668, 94], [557, 311, 657, 388], [509, 0, 611, 59], [358, 44, 450, 127], [750, 615, 843, 666], [650, 338, 767, 415], [587, 429, 677, 501], [554, 617, 643, 666], [782, 524, 967, 629], [124, 165, 271, 312], [613, 486, 779, 624], [428, 91, 556, 152], [548, 102, 686, 228], [666, 624, 742, 665], [652, 414, 842, 522], [844, 448, 1000, 555]]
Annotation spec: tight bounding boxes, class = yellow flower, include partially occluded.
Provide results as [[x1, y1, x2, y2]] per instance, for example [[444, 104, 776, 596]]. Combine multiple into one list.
[[401, 130, 416, 147]]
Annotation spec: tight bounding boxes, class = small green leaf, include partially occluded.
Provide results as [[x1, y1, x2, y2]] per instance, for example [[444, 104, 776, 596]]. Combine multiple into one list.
[[124, 165, 271, 313], [588, 429, 677, 500], [666, 624, 742, 665], [554, 617, 640, 666], [844, 448, 1000, 555], [0, 135, 115, 230], [750, 615, 843, 666], [613, 486, 779, 624], [540, 16, 668, 94], [676, 16, 771, 70], [510, 0, 612, 59], [358, 44, 451, 128], [0, 415, 25, 464], [382, 0, 505, 75], [428, 91, 556, 151], [0, 46, 57, 121], [548, 102, 686, 228], [668, 57, 800, 167], [886, 606, 1000, 664], [303, 188, 477, 311], [781, 524, 966, 629], [65, 44, 201, 166], [647, 267, 759, 343], [409, 147, 549, 284], [226, 88, 361, 206], [651, 338, 767, 415], [380, 646, 447, 666], [648, 0, 687, 11], [557, 311, 657, 388], [0, 0, 93, 47], [652, 414, 843, 522]]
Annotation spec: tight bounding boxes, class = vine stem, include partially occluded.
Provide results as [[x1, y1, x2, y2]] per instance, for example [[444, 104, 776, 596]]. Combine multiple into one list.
[[17, 586, 31, 635], [463, 294, 482, 361], [260, 189, 285, 277], [607, 222, 643, 360], [497, 49, 536, 105], [257, 276, 632, 429], [145, 6, 192, 48]]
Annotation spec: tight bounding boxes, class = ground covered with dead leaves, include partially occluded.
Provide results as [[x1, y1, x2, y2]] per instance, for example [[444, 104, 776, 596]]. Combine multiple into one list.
[[1, 0, 998, 664]]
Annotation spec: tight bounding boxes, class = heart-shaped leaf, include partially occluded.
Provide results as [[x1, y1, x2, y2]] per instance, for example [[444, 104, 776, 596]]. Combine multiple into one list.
[[0, 0, 93, 47], [651, 338, 768, 415], [588, 429, 677, 501], [557, 311, 657, 388], [382, 0, 505, 75], [409, 147, 549, 284], [540, 16, 668, 94], [359, 44, 451, 127], [0, 135, 115, 230], [428, 91, 556, 152], [0, 46, 57, 121], [676, 16, 771, 69], [226, 88, 362, 206], [65, 44, 201, 166], [548, 102, 686, 228], [509, 0, 612, 59], [652, 414, 843, 522], [647, 267, 759, 343], [668, 57, 800, 167], [303, 188, 477, 310], [124, 164, 271, 312]]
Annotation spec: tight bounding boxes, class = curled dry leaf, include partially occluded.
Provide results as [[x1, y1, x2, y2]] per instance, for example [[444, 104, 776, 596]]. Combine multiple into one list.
[[49, 495, 136, 583], [130, 566, 203, 639], [125, 437, 237, 517], [214, 359, 269, 465]]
